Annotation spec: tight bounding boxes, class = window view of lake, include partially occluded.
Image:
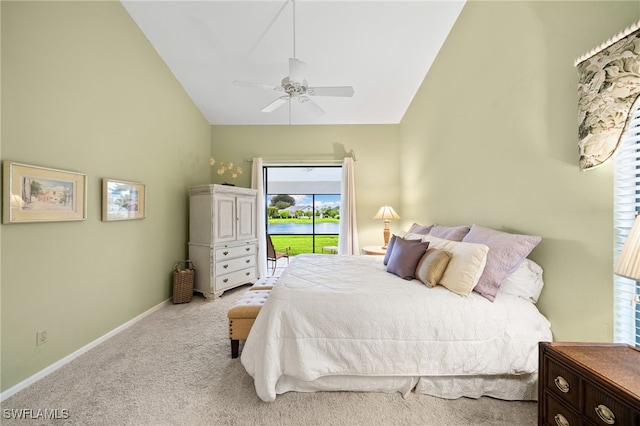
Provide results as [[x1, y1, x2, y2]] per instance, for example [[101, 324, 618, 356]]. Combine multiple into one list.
[[268, 222, 340, 234], [264, 166, 342, 254]]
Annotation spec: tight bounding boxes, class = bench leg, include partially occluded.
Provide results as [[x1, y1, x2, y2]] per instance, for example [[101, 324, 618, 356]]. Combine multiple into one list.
[[231, 339, 239, 358]]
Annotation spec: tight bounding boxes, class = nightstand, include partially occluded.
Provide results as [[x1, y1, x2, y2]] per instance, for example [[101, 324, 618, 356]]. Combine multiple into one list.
[[538, 341, 640, 426], [362, 245, 386, 256]]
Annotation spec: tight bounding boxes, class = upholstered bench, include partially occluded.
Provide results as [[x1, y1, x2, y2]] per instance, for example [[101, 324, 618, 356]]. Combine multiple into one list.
[[227, 290, 270, 358], [248, 276, 278, 291]]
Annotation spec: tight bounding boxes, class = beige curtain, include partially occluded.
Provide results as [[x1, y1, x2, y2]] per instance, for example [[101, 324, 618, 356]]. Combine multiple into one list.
[[251, 157, 268, 277], [338, 157, 359, 255], [577, 20, 640, 171]]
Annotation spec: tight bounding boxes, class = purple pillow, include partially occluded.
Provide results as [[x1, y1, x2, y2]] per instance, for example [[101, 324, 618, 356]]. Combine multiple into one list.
[[383, 234, 397, 265], [407, 223, 434, 235], [386, 238, 429, 280], [462, 224, 541, 301], [429, 224, 470, 242]]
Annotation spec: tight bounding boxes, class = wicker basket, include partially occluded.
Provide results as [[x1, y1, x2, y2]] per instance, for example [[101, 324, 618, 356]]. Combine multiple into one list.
[[172, 260, 195, 304]]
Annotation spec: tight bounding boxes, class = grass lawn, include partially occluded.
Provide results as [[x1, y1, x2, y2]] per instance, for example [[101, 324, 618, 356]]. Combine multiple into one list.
[[270, 235, 339, 256]]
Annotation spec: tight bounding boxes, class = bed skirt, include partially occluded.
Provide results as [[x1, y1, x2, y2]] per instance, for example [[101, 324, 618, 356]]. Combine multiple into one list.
[[274, 373, 538, 401]]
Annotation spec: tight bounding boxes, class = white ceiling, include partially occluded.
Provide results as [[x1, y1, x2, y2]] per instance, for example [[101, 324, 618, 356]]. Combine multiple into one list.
[[121, 1, 465, 125]]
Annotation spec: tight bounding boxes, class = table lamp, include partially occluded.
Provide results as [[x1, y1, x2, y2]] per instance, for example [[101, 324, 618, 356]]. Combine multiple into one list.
[[373, 205, 400, 249], [615, 213, 640, 281]]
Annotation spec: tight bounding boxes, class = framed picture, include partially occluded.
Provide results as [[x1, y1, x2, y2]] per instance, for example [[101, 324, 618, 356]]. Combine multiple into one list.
[[2, 161, 87, 224], [102, 178, 146, 221]]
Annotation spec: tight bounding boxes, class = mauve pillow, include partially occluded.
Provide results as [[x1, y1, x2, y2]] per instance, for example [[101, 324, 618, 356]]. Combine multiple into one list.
[[386, 238, 429, 280], [462, 224, 542, 302], [429, 224, 470, 242], [383, 234, 397, 265], [408, 223, 434, 235]]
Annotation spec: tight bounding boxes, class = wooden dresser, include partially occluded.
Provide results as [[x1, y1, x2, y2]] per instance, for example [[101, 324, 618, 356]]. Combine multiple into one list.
[[538, 342, 640, 426]]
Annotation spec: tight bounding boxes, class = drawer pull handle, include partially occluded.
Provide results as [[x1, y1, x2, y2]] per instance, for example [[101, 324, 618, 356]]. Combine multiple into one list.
[[223, 264, 229, 269], [595, 404, 615, 425], [245, 247, 250, 251], [245, 272, 250, 276], [554, 414, 570, 426], [554, 376, 570, 393], [223, 251, 229, 256], [223, 278, 229, 283], [245, 259, 250, 263]]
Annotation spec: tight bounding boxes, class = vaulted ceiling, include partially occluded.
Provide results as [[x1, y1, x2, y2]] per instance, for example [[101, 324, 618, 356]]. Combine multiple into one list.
[[121, 1, 465, 125]]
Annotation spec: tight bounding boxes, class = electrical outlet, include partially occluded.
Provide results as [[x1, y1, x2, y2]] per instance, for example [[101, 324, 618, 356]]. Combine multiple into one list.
[[36, 330, 48, 346]]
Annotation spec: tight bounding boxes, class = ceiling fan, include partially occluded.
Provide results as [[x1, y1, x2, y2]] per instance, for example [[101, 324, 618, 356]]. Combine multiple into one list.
[[232, 0, 354, 116]]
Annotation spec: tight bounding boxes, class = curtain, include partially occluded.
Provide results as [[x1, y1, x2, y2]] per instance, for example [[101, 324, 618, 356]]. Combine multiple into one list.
[[338, 157, 359, 255], [576, 20, 640, 171], [251, 157, 268, 277]]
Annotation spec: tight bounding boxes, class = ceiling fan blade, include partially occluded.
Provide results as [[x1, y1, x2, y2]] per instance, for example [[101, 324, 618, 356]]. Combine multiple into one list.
[[308, 86, 355, 97], [298, 96, 325, 116], [233, 80, 282, 91], [261, 96, 289, 113], [289, 58, 306, 83]]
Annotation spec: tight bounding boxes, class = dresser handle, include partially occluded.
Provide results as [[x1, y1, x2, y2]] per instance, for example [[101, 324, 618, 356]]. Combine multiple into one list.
[[223, 251, 229, 256], [554, 376, 570, 393], [245, 259, 250, 263], [554, 413, 570, 426], [245, 247, 250, 251], [245, 272, 250, 276], [223, 264, 229, 269], [595, 404, 615, 425], [223, 278, 229, 283]]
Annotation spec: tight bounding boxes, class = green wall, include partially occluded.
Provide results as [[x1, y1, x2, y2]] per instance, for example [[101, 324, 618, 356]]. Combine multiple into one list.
[[210, 124, 401, 246], [400, 1, 640, 342], [0, 1, 211, 392], [2, 0, 639, 396]]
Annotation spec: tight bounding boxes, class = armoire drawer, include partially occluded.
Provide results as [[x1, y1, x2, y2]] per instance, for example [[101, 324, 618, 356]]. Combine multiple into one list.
[[215, 255, 255, 275], [215, 268, 256, 291], [215, 244, 256, 259]]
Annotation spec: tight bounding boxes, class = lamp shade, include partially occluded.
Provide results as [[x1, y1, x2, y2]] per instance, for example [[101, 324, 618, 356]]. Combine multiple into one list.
[[615, 214, 640, 281], [373, 205, 400, 220]]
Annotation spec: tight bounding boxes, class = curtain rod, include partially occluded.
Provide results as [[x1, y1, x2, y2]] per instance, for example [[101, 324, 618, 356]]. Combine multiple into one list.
[[245, 151, 356, 165]]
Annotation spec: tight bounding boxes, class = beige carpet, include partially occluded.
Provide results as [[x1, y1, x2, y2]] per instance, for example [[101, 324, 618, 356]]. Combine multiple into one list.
[[1, 285, 537, 425]]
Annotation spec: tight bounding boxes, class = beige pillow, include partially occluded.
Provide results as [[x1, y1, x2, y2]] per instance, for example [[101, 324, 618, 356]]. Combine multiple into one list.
[[421, 235, 489, 296], [415, 248, 452, 287]]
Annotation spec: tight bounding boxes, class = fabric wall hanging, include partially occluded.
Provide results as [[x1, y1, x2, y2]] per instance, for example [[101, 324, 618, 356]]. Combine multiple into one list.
[[576, 20, 640, 171]]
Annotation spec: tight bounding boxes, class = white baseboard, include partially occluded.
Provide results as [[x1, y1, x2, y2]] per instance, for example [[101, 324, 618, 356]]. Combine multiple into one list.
[[0, 298, 171, 402]]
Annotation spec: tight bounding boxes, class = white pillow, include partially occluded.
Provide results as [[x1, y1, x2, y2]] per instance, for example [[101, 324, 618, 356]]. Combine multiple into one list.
[[421, 235, 489, 296], [497, 259, 544, 303]]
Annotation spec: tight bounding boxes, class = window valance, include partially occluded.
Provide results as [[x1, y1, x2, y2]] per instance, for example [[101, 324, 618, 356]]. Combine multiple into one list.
[[576, 20, 640, 171]]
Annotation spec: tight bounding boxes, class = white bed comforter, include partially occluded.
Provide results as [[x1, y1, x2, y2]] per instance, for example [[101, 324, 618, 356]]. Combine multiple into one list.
[[241, 255, 552, 402]]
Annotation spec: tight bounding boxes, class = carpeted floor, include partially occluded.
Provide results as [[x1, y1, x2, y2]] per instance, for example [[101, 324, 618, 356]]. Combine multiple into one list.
[[1, 284, 538, 425]]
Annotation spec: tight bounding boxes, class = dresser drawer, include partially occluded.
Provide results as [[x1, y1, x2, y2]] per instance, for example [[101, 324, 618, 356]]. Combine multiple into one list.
[[545, 357, 582, 410], [215, 255, 255, 275], [583, 383, 631, 426], [215, 267, 256, 291], [544, 393, 583, 426], [215, 244, 256, 259]]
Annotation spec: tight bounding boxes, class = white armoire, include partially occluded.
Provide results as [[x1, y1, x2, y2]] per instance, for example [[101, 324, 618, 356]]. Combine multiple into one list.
[[188, 184, 258, 298]]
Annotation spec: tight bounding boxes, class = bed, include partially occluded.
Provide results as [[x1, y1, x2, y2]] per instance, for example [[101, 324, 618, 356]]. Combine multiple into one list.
[[241, 224, 553, 403]]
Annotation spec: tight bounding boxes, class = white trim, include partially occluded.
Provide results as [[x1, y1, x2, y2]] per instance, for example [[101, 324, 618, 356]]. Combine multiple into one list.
[[0, 298, 171, 402], [575, 19, 640, 66]]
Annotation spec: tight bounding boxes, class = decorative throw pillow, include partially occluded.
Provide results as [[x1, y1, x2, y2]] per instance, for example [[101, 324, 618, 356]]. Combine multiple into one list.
[[383, 234, 397, 265], [415, 248, 452, 287], [497, 259, 544, 303], [408, 223, 434, 235], [462, 224, 542, 302], [421, 234, 489, 296], [429, 224, 470, 242], [386, 238, 429, 280]]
